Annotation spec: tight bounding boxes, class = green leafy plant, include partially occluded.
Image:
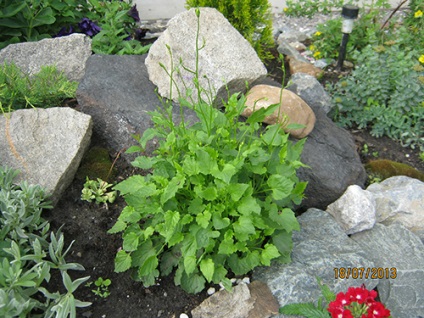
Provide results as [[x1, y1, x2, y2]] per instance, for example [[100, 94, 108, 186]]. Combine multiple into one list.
[[81, 177, 117, 205], [85, 0, 151, 55], [86, 277, 112, 298], [0, 0, 91, 49], [0, 165, 91, 317], [330, 43, 424, 151], [280, 278, 391, 318], [109, 9, 307, 294], [284, 0, 357, 18], [185, 0, 275, 62], [0, 62, 78, 113]]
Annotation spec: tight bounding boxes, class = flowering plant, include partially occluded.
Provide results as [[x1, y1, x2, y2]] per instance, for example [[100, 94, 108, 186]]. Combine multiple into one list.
[[279, 278, 391, 318], [328, 286, 391, 318]]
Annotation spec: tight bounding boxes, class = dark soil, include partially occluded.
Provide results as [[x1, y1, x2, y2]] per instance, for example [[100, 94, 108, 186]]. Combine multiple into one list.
[[45, 46, 424, 318]]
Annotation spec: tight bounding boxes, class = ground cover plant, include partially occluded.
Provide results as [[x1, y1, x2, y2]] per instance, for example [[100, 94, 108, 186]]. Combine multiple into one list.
[[0, 166, 90, 317], [186, 0, 275, 62], [0, 62, 78, 113], [109, 8, 307, 294]]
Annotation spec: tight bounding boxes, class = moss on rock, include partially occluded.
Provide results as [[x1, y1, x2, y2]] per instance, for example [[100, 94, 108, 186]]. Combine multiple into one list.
[[365, 159, 424, 183]]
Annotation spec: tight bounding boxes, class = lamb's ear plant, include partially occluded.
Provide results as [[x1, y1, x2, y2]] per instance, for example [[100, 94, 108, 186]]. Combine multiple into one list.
[[109, 8, 307, 294], [0, 165, 91, 318]]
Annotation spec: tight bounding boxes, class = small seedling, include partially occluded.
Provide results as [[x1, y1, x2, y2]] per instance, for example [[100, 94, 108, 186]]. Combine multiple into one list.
[[81, 177, 117, 205], [86, 277, 112, 298]]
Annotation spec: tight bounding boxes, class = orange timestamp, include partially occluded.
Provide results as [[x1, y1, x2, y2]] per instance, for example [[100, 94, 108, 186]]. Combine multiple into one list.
[[334, 267, 397, 279]]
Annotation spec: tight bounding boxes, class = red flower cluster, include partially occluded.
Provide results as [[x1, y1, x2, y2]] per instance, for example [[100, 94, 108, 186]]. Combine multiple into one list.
[[328, 285, 391, 318]]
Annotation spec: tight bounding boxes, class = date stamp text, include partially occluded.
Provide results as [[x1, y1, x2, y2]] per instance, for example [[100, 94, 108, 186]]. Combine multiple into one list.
[[334, 267, 397, 279]]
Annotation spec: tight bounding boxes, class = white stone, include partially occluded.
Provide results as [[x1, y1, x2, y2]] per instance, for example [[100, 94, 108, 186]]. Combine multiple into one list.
[[326, 185, 376, 235], [367, 176, 424, 241], [145, 8, 267, 104], [207, 287, 216, 295]]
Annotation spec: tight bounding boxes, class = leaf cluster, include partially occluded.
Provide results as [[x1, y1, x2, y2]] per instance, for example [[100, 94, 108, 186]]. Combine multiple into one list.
[[0, 62, 78, 113], [329, 43, 424, 151], [81, 177, 117, 205], [0, 0, 91, 49], [85, 0, 151, 55], [86, 277, 111, 298], [185, 0, 275, 62], [0, 165, 91, 317], [110, 93, 307, 293], [279, 277, 335, 317]]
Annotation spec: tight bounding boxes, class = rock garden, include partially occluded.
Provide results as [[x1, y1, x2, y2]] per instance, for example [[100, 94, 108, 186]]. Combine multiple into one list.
[[0, 0, 423, 318]]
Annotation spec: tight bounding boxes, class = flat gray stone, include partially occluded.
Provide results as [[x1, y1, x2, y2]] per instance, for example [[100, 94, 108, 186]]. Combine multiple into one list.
[[0, 33, 92, 81], [145, 7, 267, 105], [351, 223, 424, 318], [0, 107, 92, 205], [253, 209, 376, 317]]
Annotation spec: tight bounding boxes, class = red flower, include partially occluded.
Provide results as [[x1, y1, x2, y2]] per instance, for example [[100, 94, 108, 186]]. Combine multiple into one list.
[[366, 302, 391, 318]]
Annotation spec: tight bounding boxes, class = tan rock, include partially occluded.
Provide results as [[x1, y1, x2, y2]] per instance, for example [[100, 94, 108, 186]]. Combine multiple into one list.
[[287, 56, 324, 79], [190, 281, 279, 318], [243, 84, 316, 138]]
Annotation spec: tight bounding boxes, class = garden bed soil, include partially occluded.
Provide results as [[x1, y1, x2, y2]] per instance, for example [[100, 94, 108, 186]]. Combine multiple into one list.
[[46, 48, 424, 318]]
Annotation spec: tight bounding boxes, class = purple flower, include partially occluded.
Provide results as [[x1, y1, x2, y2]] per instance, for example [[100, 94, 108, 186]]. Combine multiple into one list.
[[78, 18, 101, 37], [55, 25, 75, 37], [128, 5, 140, 22]]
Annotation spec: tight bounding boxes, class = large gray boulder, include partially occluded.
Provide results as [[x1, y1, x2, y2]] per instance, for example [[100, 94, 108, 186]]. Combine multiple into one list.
[[145, 7, 267, 105], [0, 33, 92, 82], [0, 107, 92, 205], [253, 209, 377, 317], [351, 223, 424, 317], [76, 54, 198, 163]]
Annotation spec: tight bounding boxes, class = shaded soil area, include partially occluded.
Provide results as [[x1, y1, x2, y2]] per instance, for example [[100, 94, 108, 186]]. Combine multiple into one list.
[[46, 47, 423, 318]]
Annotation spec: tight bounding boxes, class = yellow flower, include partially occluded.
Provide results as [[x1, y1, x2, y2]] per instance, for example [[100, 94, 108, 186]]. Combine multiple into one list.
[[313, 51, 322, 59], [419, 55, 424, 64], [283, 7, 288, 12], [414, 10, 423, 18], [314, 31, 322, 36], [309, 44, 316, 51]]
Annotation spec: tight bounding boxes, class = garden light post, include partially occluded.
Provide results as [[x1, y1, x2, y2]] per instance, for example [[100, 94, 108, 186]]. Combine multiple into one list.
[[336, 4, 359, 71]]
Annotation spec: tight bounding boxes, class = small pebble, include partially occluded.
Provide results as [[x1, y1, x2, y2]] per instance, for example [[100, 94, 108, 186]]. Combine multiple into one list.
[[405, 154, 410, 158], [207, 287, 216, 295], [242, 277, 250, 284], [180, 314, 189, 318]]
